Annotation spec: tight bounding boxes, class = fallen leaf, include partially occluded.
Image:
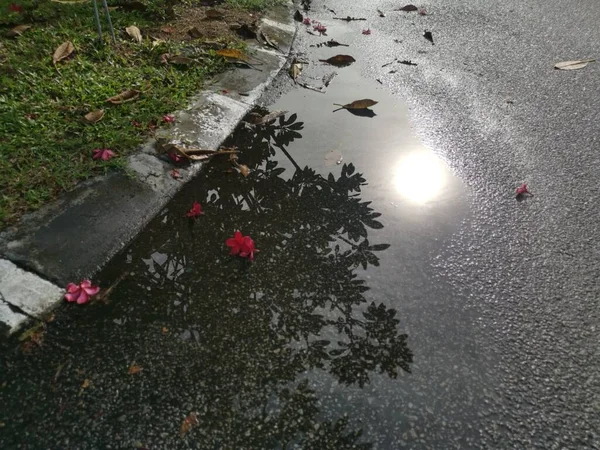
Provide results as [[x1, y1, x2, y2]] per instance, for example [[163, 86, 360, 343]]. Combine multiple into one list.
[[159, 53, 170, 64], [6, 24, 31, 38], [237, 163, 250, 177], [312, 39, 349, 48], [162, 327, 169, 333], [333, 99, 378, 110], [125, 25, 142, 43], [106, 89, 140, 104], [205, 8, 224, 20], [18, 322, 45, 342], [255, 110, 288, 126], [399, 60, 417, 66], [160, 26, 174, 33], [128, 364, 143, 374], [397, 4, 418, 12], [260, 31, 280, 52], [216, 48, 248, 61], [294, 10, 303, 22], [554, 59, 595, 70], [151, 38, 166, 49], [169, 55, 194, 65], [378, 9, 386, 17], [84, 109, 105, 124], [322, 72, 337, 87], [289, 62, 303, 81], [188, 27, 202, 39], [423, 30, 434, 44], [319, 54, 356, 67], [52, 41, 74, 65], [180, 412, 199, 437], [81, 379, 91, 389], [333, 16, 367, 22], [162, 144, 238, 162]]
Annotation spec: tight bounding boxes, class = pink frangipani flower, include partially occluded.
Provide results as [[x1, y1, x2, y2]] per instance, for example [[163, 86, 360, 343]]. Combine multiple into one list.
[[313, 23, 327, 35], [303, 17, 311, 25], [65, 280, 100, 305], [92, 148, 115, 161], [171, 169, 182, 179], [226, 231, 258, 261], [162, 114, 175, 123], [186, 201, 204, 218], [515, 183, 533, 198], [362, 28, 371, 35], [168, 151, 183, 163]]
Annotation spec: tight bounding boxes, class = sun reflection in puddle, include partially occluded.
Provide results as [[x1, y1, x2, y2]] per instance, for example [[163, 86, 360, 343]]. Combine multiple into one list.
[[394, 151, 448, 204]]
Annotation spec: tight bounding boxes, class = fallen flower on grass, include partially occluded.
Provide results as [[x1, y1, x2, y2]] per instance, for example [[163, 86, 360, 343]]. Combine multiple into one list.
[[226, 231, 258, 261], [65, 280, 100, 305], [92, 148, 116, 161], [186, 201, 204, 218], [515, 183, 533, 199], [362, 28, 371, 35], [162, 114, 175, 123]]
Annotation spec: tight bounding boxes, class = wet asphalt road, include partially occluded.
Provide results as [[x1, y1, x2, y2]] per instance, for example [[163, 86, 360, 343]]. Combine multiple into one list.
[[1, 0, 600, 449]]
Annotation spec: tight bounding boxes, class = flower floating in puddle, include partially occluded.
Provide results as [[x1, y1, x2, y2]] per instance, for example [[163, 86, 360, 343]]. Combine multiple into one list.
[[92, 148, 115, 161], [362, 28, 371, 35], [515, 183, 533, 199], [65, 280, 100, 304], [9, 3, 22, 13], [226, 231, 258, 261], [302, 17, 311, 25], [162, 114, 175, 123], [186, 201, 204, 218], [313, 23, 327, 35]]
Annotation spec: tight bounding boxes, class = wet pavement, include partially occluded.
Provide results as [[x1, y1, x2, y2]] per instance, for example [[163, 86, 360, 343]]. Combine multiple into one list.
[[2, 0, 600, 449]]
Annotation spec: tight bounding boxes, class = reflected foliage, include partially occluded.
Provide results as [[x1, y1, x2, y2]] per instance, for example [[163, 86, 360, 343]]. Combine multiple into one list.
[[0, 111, 412, 449]]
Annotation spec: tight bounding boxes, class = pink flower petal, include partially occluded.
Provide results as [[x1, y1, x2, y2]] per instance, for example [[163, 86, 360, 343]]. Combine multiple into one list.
[[76, 290, 89, 304], [66, 282, 79, 293], [83, 285, 100, 296], [65, 291, 79, 302]]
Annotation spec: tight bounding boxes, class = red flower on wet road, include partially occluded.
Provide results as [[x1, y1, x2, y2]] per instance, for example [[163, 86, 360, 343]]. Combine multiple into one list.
[[226, 231, 258, 261], [186, 201, 204, 218]]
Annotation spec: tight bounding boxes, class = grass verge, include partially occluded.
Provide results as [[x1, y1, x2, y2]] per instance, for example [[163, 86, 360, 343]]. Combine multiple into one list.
[[0, 1, 236, 228]]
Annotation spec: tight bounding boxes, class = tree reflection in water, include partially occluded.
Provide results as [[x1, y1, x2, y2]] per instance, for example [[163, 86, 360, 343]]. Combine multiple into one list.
[[0, 111, 413, 450], [123, 110, 414, 447]]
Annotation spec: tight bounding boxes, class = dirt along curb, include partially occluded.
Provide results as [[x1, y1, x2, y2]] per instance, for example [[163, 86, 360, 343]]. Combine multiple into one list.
[[0, 3, 298, 336]]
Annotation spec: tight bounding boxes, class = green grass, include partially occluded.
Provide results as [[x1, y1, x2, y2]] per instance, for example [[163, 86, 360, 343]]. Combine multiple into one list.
[[0, 2, 228, 227], [225, 0, 286, 11]]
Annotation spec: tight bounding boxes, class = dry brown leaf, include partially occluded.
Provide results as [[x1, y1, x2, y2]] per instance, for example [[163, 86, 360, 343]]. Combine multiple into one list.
[[289, 62, 303, 81], [205, 8, 224, 20], [162, 327, 169, 334], [319, 54, 356, 67], [216, 48, 248, 61], [128, 364, 143, 374], [260, 31, 279, 52], [397, 4, 418, 12], [180, 412, 199, 437], [160, 26, 174, 34], [84, 109, 105, 124], [188, 27, 202, 39], [125, 25, 143, 43], [554, 59, 595, 70], [81, 379, 91, 389], [169, 55, 194, 65], [106, 89, 140, 104], [6, 24, 31, 38], [255, 110, 288, 126], [237, 164, 250, 177], [52, 41, 74, 65], [333, 99, 378, 110], [163, 144, 238, 162]]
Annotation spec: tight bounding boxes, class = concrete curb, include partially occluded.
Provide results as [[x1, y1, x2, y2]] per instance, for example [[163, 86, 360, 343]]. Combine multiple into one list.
[[0, 4, 298, 336]]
